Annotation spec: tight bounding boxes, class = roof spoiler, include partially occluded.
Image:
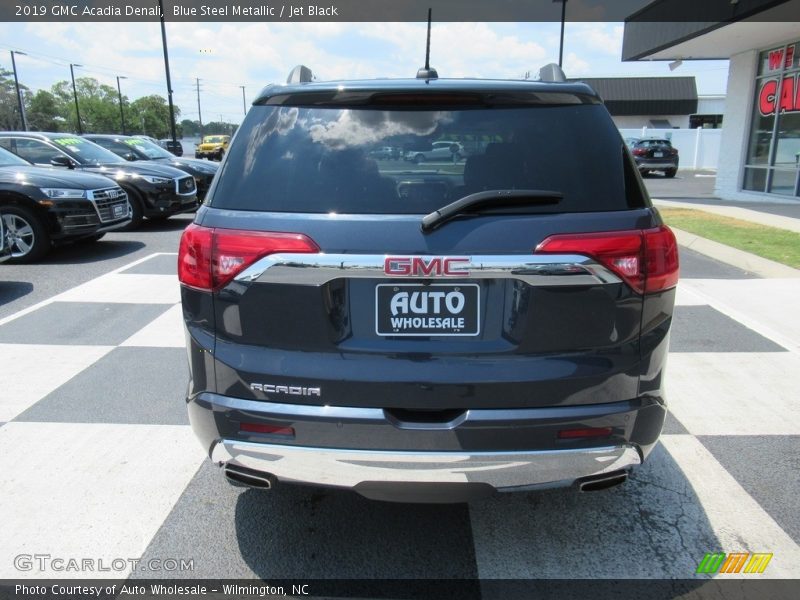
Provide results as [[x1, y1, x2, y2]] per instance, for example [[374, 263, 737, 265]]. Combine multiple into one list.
[[287, 65, 314, 84], [539, 63, 566, 83]]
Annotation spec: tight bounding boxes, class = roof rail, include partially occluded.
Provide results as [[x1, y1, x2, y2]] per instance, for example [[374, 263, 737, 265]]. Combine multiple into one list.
[[286, 65, 314, 84], [538, 63, 566, 83]]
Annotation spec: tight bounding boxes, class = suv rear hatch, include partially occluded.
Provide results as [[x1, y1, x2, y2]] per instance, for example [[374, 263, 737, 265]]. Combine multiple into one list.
[[181, 86, 676, 413]]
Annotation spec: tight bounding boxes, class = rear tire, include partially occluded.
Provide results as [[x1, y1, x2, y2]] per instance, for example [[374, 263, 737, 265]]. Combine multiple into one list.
[[413, 154, 424, 164], [665, 168, 677, 178], [2, 205, 50, 263], [217, 149, 225, 161], [118, 188, 145, 231]]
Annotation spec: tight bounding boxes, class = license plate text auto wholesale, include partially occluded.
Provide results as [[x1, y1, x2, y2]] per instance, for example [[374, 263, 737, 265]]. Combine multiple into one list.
[[375, 283, 480, 336]]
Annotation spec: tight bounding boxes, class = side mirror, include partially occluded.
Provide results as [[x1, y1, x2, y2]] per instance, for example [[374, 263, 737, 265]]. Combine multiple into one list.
[[123, 152, 137, 161], [50, 155, 75, 169]]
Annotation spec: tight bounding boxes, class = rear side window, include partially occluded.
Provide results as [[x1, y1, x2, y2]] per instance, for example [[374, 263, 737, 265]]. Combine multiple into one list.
[[211, 104, 634, 214]]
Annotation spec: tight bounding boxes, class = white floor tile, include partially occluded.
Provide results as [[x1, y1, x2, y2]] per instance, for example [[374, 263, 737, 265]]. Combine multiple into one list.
[[680, 279, 800, 353], [0, 344, 114, 421], [666, 352, 800, 435], [120, 304, 184, 348], [55, 274, 180, 305], [0, 422, 206, 579], [659, 435, 800, 578], [674, 282, 708, 306]]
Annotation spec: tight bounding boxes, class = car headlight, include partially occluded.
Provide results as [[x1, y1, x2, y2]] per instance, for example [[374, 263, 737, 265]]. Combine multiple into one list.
[[40, 188, 86, 199], [138, 175, 172, 185]]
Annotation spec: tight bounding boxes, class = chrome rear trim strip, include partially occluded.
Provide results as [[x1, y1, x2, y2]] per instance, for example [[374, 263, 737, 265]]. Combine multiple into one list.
[[234, 253, 622, 287]]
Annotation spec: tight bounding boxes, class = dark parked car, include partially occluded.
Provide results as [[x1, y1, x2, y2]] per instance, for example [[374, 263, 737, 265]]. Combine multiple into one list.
[[631, 138, 679, 177], [158, 139, 184, 156], [0, 146, 130, 262], [84, 134, 218, 200], [179, 68, 679, 503], [0, 133, 198, 229]]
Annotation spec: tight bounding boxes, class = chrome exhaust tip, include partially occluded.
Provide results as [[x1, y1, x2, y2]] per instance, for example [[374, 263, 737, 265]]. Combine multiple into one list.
[[223, 464, 276, 489], [578, 470, 628, 492]]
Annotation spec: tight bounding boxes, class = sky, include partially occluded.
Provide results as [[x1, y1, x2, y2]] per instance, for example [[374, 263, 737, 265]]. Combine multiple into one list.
[[0, 21, 730, 126]]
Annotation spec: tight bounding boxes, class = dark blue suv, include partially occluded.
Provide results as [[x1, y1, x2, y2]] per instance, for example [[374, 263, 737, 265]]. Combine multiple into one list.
[[179, 69, 679, 503]]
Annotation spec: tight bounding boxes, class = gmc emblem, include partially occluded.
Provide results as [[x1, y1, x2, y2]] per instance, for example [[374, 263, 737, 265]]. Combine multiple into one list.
[[384, 256, 470, 277]]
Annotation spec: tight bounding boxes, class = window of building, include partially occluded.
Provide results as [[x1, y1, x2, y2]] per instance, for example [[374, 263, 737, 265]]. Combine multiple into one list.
[[744, 41, 800, 197]]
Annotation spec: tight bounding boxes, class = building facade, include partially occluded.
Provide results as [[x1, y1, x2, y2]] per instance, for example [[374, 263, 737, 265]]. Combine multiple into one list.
[[624, 0, 800, 202]]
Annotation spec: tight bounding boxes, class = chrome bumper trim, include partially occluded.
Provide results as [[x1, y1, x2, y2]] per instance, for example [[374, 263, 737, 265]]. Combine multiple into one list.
[[211, 441, 641, 491], [637, 163, 677, 169], [234, 253, 623, 288]]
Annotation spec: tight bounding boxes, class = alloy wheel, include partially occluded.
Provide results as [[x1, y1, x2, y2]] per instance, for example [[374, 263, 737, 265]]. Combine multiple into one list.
[[3, 213, 35, 258]]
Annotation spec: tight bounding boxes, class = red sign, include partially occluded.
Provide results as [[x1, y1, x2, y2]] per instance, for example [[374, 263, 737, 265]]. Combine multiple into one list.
[[384, 256, 470, 277], [767, 45, 796, 71], [758, 75, 800, 116]]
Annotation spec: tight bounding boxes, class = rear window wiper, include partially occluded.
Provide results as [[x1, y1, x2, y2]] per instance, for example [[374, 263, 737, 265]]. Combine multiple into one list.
[[421, 189, 563, 233]]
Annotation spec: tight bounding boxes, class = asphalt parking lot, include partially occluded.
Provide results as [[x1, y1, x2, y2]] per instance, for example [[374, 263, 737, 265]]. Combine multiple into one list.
[[1, 174, 799, 588]]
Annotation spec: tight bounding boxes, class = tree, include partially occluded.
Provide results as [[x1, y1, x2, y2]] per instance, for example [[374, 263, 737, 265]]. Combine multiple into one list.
[[49, 77, 126, 133], [180, 119, 201, 137], [202, 121, 238, 136], [129, 95, 180, 139], [1, 71, 182, 137], [0, 66, 28, 130], [25, 90, 65, 132]]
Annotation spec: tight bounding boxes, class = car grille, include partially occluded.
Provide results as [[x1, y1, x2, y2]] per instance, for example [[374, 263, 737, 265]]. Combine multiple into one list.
[[89, 187, 129, 222], [176, 176, 196, 195]]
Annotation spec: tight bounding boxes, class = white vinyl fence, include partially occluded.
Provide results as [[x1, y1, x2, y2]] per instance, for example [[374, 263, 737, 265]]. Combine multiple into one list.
[[619, 127, 722, 170]]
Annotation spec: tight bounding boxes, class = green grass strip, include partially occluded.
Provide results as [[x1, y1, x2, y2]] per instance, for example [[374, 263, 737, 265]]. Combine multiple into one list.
[[659, 208, 800, 269]]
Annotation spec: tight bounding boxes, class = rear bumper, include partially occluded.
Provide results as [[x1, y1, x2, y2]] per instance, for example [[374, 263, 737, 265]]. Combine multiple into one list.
[[212, 439, 641, 494], [140, 189, 198, 217], [635, 159, 678, 170], [189, 391, 665, 497]]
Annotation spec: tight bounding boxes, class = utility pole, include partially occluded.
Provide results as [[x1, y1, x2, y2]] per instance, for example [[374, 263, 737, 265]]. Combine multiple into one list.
[[10, 50, 27, 131], [157, 0, 178, 143], [116, 76, 127, 134], [240, 85, 246, 116], [70, 63, 83, 134], [195, 77, 203, 136]]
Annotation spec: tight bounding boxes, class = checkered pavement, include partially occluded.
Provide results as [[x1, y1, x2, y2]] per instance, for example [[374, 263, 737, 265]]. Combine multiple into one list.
[[1, 249, 799, 581]]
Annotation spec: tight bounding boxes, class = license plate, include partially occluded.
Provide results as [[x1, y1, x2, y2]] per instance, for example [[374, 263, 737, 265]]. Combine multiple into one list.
[[113, 204, 125, 217], [653, 152, 664, 158], [375, 283, 480, 336]]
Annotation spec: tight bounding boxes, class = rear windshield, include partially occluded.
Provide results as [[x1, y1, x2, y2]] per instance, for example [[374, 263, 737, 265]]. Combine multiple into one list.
[[210, 104, 632, 214]]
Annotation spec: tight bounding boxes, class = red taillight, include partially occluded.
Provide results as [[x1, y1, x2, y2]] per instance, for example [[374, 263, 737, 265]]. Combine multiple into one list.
[[535, 225, 679, 295], [558, 427, 613, 439], [643, 225, 680, 293], [240, 422, 295, 436], [178, 223, 319, 291], [178, 223, 213, 290], [632, 147, 646, 156]]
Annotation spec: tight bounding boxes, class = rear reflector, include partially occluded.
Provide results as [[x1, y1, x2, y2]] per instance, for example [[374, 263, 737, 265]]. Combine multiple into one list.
[[178, 223, 319, 291], [240, 422, 295, 436], [558, 427, 613, 439], [535, 225, 679, 294]]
